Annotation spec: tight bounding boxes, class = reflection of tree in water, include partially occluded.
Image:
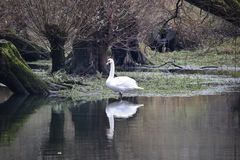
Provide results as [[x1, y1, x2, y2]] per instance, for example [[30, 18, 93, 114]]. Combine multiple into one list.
[[230, 94, 240, 127], [70, 100, 119, 160], [0, 95, 47, 144], [225, 93, 240, 160], [0, 96, 129, 159], [0, 94, 239, 160], [41, 105, 65, 160]]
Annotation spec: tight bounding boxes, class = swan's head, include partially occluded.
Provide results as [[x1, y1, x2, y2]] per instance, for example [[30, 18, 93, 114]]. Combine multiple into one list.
[[106, 58, 114, 65]]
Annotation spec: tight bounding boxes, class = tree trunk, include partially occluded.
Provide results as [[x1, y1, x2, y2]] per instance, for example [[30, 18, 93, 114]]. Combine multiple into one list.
[[112, 39, 148, 67], [0, 40, 49, 95], [68, 40, 96, 74], [50, 41, 65, 72], [68, 40, 108, 75], [68, 21, 148, 74], [97, 43, 108, 74], [0, 32, 50, 61], [185, 0, 240, 28], [44, 24, 67, 72]]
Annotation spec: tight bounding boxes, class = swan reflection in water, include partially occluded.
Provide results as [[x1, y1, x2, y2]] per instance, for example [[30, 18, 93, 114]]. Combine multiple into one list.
[[105, 100, 143, 139]]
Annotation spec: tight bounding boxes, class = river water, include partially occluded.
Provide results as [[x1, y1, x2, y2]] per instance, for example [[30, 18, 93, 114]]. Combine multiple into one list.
[[0, 88, 239, 160]]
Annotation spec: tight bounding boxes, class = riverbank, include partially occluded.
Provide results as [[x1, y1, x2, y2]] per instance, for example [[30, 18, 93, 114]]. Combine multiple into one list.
[[33, 69, 240, 101], [2, 43, 239, 101], [50, 43, 240, 101]]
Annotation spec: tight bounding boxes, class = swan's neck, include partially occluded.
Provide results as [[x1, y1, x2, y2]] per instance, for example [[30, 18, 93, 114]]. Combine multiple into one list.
[[108, 114, 114, 132], [107, 114, 114, 139], [108, 62, 115, 79]]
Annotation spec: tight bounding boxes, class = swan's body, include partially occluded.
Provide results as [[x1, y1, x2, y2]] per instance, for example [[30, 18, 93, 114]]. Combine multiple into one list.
[[106, 76, 142, 93], [106, 58, 143, 99], [105, 100, 143, 139]]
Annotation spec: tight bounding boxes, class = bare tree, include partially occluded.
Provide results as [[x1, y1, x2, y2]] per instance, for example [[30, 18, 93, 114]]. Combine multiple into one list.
[[0, 0, 24, 33], [14, 0, 100, 72], [185, 0, 240, 28], [69, 0, 149, 74], [96, 0, 143, 68], [136, 0, 239, 51]]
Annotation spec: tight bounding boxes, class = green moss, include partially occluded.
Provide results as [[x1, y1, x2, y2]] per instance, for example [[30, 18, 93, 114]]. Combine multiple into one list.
[[0, 41, 48, 94]]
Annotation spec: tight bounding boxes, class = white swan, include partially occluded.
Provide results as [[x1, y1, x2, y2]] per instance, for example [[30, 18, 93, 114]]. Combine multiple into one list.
[[106, 58, 143, 99], [105, 100, 143, 139]]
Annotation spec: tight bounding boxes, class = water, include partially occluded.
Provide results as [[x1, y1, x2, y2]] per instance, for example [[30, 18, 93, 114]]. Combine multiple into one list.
[[0, 92, 239, 160]]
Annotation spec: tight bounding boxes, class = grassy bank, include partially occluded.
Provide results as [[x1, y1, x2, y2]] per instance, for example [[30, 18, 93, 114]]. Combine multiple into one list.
[[32, 40, 240, 101], [140, 39, 240, 67], [39, 70, 239, 101], [57, 72, 207, 101]]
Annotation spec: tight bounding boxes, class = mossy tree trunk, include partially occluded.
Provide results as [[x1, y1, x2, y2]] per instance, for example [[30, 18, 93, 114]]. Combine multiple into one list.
[[185, 0, 240, 28], [0, 40, 49, 95], [44, 24, 67, 72]]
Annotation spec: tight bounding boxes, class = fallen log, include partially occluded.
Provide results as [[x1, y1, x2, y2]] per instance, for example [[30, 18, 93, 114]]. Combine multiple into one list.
[[0, 39, 49, 95], [0, 32, 50, 61]]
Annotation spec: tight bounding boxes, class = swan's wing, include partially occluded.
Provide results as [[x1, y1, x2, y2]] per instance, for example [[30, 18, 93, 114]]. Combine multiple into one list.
[[112, 76, 138, 89]]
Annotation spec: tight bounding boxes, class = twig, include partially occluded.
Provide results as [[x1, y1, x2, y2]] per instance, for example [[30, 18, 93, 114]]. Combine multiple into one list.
[[142, 61, 183, 69], [161, 0, 183, 29], [201, 66, 218, 69]]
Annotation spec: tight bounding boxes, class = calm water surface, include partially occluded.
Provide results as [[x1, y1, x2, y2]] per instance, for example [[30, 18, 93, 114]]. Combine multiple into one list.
[[0, 90, 239, 160]]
